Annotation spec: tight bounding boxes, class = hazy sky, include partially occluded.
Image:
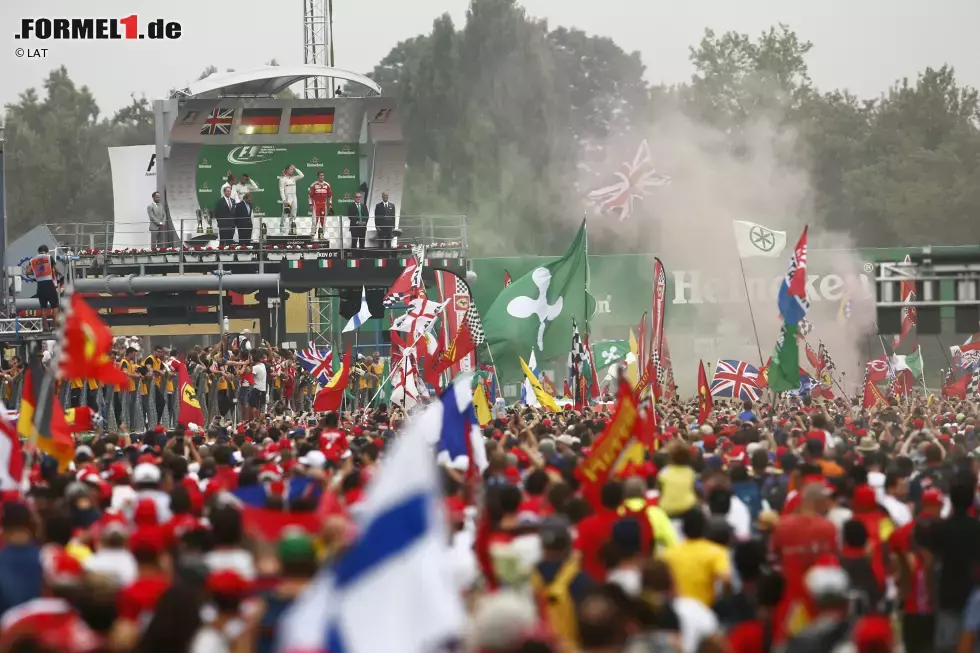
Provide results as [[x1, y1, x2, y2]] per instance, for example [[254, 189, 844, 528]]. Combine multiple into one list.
[[2, 0, 979, 112]]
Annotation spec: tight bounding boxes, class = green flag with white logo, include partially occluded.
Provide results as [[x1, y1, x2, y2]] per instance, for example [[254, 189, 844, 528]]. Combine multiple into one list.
[[592, 340, 629, 371], [482, 220, 591, 383], [769, 323, 800, 393]]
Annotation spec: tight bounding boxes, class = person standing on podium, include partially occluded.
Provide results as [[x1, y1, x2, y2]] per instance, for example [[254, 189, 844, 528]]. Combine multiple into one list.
[[348, 192, 369, 251]]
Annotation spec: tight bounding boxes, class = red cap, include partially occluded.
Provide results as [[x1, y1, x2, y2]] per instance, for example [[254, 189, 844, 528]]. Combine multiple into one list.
[[702, 434, 718, 450], [105, 462, 130, 483], [206, 570, 250, 598], [922, 488, 945, 509], [133, 497, 159, 526], [129, 527, 165, 556], [913, 419, 924, 430], [353, 426, 363, 436]]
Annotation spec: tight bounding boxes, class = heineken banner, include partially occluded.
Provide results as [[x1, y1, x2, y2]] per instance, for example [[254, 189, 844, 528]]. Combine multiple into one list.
[[195, 143, 361, 221]]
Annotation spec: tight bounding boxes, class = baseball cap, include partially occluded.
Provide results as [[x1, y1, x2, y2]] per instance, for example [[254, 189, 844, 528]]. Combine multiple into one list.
[[278, 529, 317, 564], [133, 462, 162, 484], [298, 450, 327, 469]]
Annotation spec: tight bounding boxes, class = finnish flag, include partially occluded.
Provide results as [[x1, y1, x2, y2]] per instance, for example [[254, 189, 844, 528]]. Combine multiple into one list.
[[342, 286, 373, 333], [276, 390, 468, 653]]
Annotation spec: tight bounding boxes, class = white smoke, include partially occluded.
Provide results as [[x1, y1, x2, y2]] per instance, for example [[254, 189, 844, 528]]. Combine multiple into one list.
[[583, 103, 876, 395]]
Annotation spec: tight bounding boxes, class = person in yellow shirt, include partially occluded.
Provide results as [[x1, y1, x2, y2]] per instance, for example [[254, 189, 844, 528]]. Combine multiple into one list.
[[121, 346, 142, 431], [69, 377, 85, 408], [357, 352, 384, 409], [658, 442, 698, 517], [659, 509, 732, 607], [143, 345, 165, 427], [619, 477, 678, 553]]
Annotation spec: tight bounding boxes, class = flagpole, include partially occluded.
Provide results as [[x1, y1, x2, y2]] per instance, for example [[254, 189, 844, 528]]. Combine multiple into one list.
[[736, 258, 767, 370], [366, 328, 430, 408]]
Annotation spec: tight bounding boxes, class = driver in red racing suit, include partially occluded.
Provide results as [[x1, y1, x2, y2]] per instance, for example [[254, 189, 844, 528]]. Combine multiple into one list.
[[308, 171, 333, 240]]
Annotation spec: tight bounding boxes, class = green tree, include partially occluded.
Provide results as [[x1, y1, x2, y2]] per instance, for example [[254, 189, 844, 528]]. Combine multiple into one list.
[[3, 67, 116, 237]]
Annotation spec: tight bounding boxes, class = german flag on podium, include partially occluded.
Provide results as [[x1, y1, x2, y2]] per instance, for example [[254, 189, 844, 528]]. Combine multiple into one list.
[[238, 108, 281, 135], [18, 360, 73, 470], [289, 107, 335, 134]]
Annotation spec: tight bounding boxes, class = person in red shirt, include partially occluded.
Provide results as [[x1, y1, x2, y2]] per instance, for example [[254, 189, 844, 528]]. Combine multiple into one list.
[[112, 528, 171, 648], [574, 481, 624, 581], [770, 476, 839, 642], [891, 487, 943, 653]]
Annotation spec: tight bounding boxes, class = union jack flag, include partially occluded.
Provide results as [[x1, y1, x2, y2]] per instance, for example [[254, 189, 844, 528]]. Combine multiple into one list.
[[201, 108, 234, 135], [709, 359, 761, 401], [297, 345, 333, 386], [587, 140, 671, 222]]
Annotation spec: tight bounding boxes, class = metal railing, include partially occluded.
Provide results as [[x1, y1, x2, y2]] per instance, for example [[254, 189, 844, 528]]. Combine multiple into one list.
[[43, 214, 469, 270]]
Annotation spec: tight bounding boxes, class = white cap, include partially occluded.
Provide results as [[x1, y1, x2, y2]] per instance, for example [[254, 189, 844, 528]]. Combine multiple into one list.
[[298, 450, 327, 469], [132, 463, 162, 485]]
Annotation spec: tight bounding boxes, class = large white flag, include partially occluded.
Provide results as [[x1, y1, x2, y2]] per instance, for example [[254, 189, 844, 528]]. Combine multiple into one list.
[[276, 394, 466, 653], [733, 220, 787, 258]]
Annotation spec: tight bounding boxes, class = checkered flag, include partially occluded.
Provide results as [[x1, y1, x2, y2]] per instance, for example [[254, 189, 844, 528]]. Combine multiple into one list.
[[452, 274, 485, 345], [968, 368, 980, 398], [818, 342, 836, 373], [799, 318, 813, 338], [652, 349, 665, 385]]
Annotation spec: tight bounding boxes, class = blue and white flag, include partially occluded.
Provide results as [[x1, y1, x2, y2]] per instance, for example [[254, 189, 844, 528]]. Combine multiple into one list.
[[276, 397, 467, 653], [342, 286, 373, 333], [521, 349, 540, 407], [430, 376, 490, 473]]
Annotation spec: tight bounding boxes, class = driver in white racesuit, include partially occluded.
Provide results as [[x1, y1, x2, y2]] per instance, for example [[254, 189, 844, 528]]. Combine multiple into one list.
[[278, 165, 304, 231]]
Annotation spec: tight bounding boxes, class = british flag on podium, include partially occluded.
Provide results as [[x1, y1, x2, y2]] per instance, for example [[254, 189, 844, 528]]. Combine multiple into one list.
[[297, 345, 334, 386], [709, 359, 761, 401]]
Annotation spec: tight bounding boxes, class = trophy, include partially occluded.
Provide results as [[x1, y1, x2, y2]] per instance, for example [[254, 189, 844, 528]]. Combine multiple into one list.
[[204, 209, 214, 235], [195, 209, 204, 234]]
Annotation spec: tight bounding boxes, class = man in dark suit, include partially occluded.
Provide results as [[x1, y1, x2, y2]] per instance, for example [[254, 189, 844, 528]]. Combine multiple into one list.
[[234, 192, 254, 245], [374, 190, 396, 254], [347, 191, 369, 250], [214, 186, 237, 245]]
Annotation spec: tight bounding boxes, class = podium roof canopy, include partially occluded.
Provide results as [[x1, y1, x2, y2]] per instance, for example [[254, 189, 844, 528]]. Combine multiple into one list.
[[177, 65, 382, 99]]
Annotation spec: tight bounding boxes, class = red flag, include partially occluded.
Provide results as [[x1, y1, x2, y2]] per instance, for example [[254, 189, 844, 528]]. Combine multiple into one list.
[[0, 408, 24, 496], [60, 294, 127, 386], [943, 370, 968, 399], [805, 343, 820, 371], [650, 258, 667, 369], [892, 254, 918, 354], [563, 379, 572, 399], [64, 406, 93, 433], [575, 382, 640, 510], [314, 347, 352, 412], [424, 318, 476, 387], [865, 357, 890, 383], [697, 360, 712, 424], [174, 361, 205, 427], [636, 312, 648, 377], [503, 270, 512, 288], [862, 369, 887, 410], [382, 257, 423, 307]]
